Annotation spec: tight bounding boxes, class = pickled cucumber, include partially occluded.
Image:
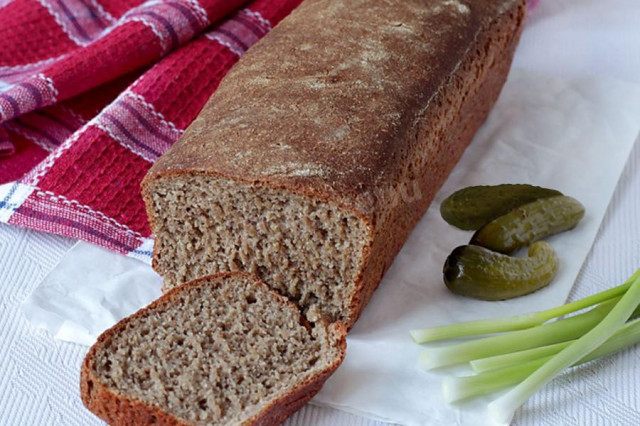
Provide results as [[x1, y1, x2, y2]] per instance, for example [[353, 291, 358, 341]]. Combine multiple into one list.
[[440, 184, 562, 230], [443, 242, 558, 300], [470, 195, 585, 254]]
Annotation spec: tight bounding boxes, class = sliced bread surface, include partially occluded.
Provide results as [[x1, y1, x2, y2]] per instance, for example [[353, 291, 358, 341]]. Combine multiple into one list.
[[81, 272, 346, 425]]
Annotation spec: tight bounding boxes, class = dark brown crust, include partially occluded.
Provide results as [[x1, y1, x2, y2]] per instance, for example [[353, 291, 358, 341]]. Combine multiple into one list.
[[349, 0, 527, 324], [80, 272, 347, 426], [144, 0, 523, 209]]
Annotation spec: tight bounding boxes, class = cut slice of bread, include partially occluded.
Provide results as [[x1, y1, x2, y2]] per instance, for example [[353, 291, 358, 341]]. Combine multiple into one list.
[[80, 272, 346, 425]]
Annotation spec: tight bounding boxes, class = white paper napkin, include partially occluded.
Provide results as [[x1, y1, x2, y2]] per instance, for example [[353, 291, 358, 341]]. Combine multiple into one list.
[[22, 242, 162, 346], [21, 68, 640, 425]]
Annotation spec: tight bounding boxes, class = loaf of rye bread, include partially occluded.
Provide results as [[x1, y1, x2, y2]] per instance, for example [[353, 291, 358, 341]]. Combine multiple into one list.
[[142, 0, 526, 328], [81, 273, 346, 425]]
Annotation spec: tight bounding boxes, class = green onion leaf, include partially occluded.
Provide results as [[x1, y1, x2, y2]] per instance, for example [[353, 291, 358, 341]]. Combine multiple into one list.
[[444, 316, 640, 402], [420, 299, 617, 370], [411, 269, 640, 344], [488, 271, 640, 424]]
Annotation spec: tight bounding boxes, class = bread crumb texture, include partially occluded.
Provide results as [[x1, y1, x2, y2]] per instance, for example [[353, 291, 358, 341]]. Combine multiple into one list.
[[86, 274, 342, 425], [148, 176, 369, 323]]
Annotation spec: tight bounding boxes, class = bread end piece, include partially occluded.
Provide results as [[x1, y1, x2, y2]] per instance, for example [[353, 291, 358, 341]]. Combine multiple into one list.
[[81, 273, 346, 426]]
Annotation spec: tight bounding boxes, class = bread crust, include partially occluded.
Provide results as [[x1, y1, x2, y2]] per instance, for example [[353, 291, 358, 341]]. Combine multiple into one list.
[[144, 0, 525, 208], [349, 0, 527, 324], [80, 272, 347, 426]]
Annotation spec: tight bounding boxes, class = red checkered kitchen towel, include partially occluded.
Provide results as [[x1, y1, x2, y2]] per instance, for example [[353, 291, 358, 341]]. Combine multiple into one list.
[[0, 0, 303, 262], [0, 0, 540, 264]]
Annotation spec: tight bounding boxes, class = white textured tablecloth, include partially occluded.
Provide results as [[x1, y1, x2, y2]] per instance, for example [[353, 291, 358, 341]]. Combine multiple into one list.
[[1, 0, 640, 425]]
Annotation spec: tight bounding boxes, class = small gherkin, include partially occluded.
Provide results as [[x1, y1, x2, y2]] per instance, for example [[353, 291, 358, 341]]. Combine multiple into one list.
[[470, 195, 586, 254], [440, 184, 562, 231], [444, 242, 559, 301]]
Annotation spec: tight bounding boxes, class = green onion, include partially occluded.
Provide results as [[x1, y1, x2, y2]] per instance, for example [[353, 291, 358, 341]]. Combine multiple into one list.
[[420, 298, 617, 370], [410, 269, 640, 344], [470, 342, 569, 373], [444, 358, 547, 403], [471, 301, 640, 373], [488, 271, 640, 424], [444, 316, 640, 403]]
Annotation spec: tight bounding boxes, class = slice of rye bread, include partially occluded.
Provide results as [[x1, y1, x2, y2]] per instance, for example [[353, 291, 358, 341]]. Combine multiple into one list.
[[80, 272, 346, 426]]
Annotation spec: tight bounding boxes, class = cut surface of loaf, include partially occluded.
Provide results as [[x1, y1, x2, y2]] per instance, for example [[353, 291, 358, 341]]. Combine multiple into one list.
[[143, 0, 526, 327], [81, 273, 346, 425]]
